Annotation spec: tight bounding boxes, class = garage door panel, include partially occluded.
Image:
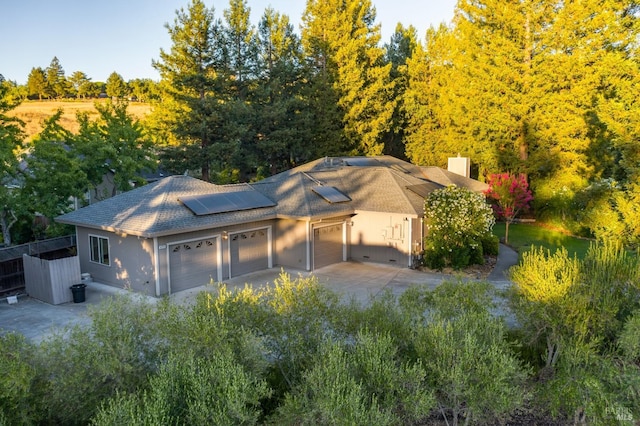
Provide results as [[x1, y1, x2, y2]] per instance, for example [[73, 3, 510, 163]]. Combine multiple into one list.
[[313, 224, 343, 269], [230, 229, 269, 277], [169, 238, 218, 292]]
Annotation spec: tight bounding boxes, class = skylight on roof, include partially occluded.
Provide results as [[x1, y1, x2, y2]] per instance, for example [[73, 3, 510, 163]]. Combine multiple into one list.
[[344, 157, 381, 167], [312, 186, 351, 203], [179, 191, 276, 216]]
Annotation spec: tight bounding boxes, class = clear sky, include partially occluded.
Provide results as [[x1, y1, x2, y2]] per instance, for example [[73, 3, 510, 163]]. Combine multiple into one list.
[[1, 0, 456, 85]]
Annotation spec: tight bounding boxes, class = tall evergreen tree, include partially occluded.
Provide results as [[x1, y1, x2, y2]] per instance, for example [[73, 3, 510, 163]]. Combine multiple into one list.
[[218, 0, 261, 180], [405, 0, 640, 195], [223, 0, 260, 96], [404, 24, 461, 169], [302, 0, 395, 156], [105, 72, 128, 99], [26, 67, 48, 101], [382, 24, 418, 159], [151, 0, 221, 181], [46, 57, 69, 99], [254, 8, 314, 174]]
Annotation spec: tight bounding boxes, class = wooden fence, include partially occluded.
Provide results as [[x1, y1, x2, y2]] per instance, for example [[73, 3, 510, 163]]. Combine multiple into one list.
[[23, 254, 81, 305], [0, 235, 76, 294]]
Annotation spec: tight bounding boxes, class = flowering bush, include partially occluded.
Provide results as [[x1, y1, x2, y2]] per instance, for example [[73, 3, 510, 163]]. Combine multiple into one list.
[[423, 186, 497, 270]]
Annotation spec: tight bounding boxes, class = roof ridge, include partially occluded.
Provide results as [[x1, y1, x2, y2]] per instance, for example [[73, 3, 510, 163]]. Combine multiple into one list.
[[385, 168, 424, 214], [297, 173, 314, 217], [143, 176, 175, 233]]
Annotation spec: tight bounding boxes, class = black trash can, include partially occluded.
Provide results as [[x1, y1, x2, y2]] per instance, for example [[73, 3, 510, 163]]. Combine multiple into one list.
[[70, 283, 87, 303]]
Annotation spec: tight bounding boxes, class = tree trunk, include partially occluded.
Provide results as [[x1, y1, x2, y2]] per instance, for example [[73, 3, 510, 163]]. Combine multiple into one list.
[[1, 210, 17, 246], [505, 220, 510, 245]]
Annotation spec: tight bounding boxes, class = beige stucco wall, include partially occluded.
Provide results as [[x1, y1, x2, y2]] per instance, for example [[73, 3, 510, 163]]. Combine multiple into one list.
[[274, 219, 308, 270], [349, 211, 417, 267], [76, 227, 156, 296]]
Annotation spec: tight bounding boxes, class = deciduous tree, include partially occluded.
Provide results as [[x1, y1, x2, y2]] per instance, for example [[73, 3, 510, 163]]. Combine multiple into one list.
[[484, 173, 533, 244], [20, 111, 87, 235], [72, 101, 156, 200], [68, 71, 91, 99], [0, 74, 25, 245]]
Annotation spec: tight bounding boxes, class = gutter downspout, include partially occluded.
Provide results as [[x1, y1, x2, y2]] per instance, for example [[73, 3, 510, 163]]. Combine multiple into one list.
[[407, 218, 413, 268], [153, 237, 160, 297]]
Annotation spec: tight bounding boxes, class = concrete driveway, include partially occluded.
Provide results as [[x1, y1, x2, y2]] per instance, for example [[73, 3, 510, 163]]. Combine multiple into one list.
[[0, 245, 518, 343]]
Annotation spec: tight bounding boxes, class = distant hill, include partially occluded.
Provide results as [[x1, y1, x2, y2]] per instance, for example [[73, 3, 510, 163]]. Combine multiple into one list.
[[8, 100, 153, 141]]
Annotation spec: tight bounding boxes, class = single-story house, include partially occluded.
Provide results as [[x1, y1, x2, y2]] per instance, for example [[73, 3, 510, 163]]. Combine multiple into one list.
[[56, 156, 488, 297]]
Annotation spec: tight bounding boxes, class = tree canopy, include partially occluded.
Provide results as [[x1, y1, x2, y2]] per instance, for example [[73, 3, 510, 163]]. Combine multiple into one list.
[[5, 0, 640, 243]]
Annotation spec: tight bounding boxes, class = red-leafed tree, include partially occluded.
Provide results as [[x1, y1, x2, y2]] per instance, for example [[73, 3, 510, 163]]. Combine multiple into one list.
[[484, 173, 533, 244]]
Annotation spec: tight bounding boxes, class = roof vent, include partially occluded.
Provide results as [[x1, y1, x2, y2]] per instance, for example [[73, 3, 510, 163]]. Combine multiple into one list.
[[324, 157, 343, 167]]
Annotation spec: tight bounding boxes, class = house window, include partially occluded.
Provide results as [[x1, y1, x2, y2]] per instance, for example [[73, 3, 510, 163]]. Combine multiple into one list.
[[89, 235, 110, 266]]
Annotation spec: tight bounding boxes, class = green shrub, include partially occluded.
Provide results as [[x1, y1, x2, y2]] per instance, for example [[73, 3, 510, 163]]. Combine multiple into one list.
[[93, 350, 270, 425], [409, 280, 528, 425], [535, 337, 639, 425], [271, 332, 434, 425], [618, 310, 640, 362], [482, 232, 500, 256], [36, 295, 163, 425], [0, 333, 39, 425], [423, 185, 495, 270], [579, 184, 640, 249], [510, 243, 640, 424]]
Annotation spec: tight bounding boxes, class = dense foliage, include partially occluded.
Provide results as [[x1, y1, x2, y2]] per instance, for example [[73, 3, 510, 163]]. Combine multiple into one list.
[[2, 254, 638, 425], [3, 0, 640, 245], [423, 186, 498, 270], [0, 96, 155, 244], [0, 274, 528, 425], [509, 242, 640, 423]]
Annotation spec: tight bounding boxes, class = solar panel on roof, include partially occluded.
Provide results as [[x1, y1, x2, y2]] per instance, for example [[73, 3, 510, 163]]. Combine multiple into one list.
[[312, 186, 351, 203], [179, 190, 276, 215], [344, 157, 381, 167], [406, 182, 444, 198]]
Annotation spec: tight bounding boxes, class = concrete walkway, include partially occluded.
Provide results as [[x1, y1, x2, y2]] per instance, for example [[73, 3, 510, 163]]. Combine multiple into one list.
[[0, 245, 519, 342]]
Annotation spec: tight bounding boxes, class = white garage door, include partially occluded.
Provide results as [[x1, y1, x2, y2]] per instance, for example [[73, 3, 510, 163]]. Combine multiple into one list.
[[313, 223, 344, 269], [169, 238, 218, 292], [229, 228, 269, 277]]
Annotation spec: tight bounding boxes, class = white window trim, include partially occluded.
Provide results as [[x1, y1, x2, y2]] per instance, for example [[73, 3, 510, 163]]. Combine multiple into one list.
[[89, 234, 111, 266]]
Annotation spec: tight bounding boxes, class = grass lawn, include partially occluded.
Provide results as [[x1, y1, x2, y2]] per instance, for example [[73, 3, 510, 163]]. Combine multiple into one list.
[[493, 222, 593, 259]]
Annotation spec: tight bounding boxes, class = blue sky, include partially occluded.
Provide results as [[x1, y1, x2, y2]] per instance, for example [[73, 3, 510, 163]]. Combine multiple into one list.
[[1, 0, 456, 84]]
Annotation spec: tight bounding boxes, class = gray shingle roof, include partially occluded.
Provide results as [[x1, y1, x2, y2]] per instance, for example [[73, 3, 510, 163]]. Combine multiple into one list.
[[56, 156, 486, 238], [56, 176, 278, 238]]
